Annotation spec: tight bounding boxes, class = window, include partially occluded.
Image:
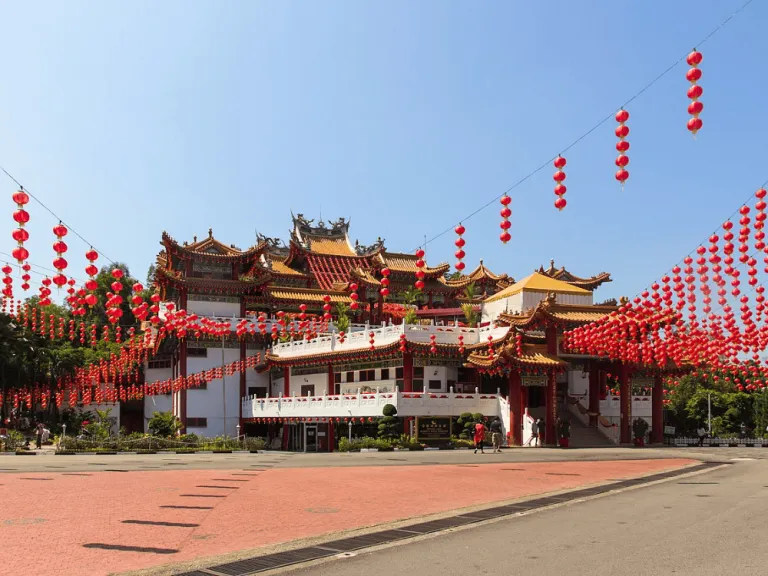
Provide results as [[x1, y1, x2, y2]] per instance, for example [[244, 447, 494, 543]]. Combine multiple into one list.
[[396, 379, 403, 390], [380, 368, 390, 380], [334, 373, 342, 383], [334, 383, 340, 395], [396, 367, 404, 379], [346, 371, 355, 383], [428, 380, 442, 390], [187, 417, 207, 427], [413, 379, 424, 392], [301, 385, 315, 397], [447, 380, 456, 392], [187, 347, 207, 358], [148, 358, 172, 370], [414, 367, 424, 378], [196, 380, 207, 390], [359, 369, 375, 382], [248, 387, 266, 398]]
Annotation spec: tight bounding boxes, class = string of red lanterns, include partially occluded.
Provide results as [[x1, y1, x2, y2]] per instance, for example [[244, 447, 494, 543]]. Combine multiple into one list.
[[414, 248, 426, 291], [499, 195, 511, 243], [454, 224, 466, 271], [380, 267, 390, 298], [553, 156, 567, 211], [11, 189, 30, 265], [52, 222, 69, 289], [686, 49, 703, 137], [615, 109, 630, 189]]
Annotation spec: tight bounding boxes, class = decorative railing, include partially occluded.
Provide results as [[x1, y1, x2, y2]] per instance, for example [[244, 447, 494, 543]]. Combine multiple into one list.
[[599, 395, 652, 418], [270, 321, 510, 358], [242, 388, 504, 419]]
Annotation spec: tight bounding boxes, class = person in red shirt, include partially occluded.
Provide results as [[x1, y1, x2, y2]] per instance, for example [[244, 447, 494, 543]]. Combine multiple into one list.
[[474, 421, 487, 454]]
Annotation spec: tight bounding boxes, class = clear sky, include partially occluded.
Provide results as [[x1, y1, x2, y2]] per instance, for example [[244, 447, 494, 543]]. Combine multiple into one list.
[[0, 0, 765, 303]]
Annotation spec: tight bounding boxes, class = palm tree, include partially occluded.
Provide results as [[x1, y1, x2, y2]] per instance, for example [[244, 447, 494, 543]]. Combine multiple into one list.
[[461, 303, 479, 328], [463, 282, 477, 301], [334, 302, 350, 333]]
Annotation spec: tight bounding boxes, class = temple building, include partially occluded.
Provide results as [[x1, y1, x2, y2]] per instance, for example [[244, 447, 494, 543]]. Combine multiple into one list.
[[146, 215, 663, 450]]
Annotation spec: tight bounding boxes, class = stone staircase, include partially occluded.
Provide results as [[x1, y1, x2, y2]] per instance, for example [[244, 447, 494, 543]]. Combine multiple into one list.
[[568, 415, 615, 447]]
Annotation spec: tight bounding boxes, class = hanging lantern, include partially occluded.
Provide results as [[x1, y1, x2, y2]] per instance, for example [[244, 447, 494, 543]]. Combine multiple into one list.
[[349, 283, 359, 311], [39, 278, 52, 307], [454, 224, 466, 271], [52, 222, 69, 288], [615, 109, 630, 189], [85, 248, 99, 307], [686, 49, 703, 136], [499, 195, 512, 243], [458, 333, 465, 355], [299, 302, 307, 321], [414, 249, 426, 291], [338, 330, 346, 344], [380, 267, 390, 298], [430, 333, 437, 355], [20, 262, 30, 291], [11, 188, 30, 264], [399, 333, 407, 353], [1, 263, 13, 301], [553, 156, 567, 211], [322, 295, 332, 321], [369, 331, 375, 351]]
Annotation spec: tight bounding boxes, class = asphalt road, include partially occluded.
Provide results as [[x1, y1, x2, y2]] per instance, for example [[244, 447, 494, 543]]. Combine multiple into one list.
[[280, 459, 765, 576], [1, 446, 765, 473]]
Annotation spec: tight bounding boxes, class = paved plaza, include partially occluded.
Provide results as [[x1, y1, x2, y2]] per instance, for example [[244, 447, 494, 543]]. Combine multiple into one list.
[[0, 447, 726, 576]]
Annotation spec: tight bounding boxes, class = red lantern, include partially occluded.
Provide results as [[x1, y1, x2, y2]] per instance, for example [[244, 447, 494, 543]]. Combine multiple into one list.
[[686, 49, 703, 136], [322, 295, 332, 322], [399, 332, 407, 353], [414, 249, 426, 291], [12, 188, 30, 265], [380, 267, 390, 299], [615, 109, 630, 189], [553, 156, 567, 211], [454, 224, 466, 271], [349, 283, 359, 311], [499, 195, 511, 243], [458, 333, 465, 355], [1, 263, 13, 301], [369, 330, 375, 351]]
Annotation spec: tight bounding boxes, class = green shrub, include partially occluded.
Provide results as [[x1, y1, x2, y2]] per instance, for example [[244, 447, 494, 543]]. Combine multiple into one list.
[[148, 411, 181, 437], [338, 437, 394, 452], [378, 404, 399, 440]]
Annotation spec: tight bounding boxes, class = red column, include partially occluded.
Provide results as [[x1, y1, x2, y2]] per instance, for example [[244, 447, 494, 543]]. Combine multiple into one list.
[[179, 289, 188, 433], [376, 291, 384, 324], [283, 367, 291, 397], [239, 298, 246, 429], [651, 373, 664, 443], [545, 325, 558, 355], [328, 420, 335, 452], [328, 364, 334, 395], [588, 362, 600, 427], [619, 364, 631, 444], [545, 370, 556, 445], [428, 293, 433, 308], [508, 370, 522, 446], [402, 352, 413, 392]]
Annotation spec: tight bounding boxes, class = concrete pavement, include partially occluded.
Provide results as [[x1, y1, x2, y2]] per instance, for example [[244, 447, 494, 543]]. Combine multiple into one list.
[[281, 459, 764, 576]]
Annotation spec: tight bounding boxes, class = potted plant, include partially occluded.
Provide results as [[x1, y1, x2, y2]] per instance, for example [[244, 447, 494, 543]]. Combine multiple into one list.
[[557, 419, 571, 448], [632, 418, 649, 447]]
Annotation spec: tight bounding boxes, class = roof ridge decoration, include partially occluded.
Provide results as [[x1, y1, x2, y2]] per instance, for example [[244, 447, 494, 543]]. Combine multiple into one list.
[[161, 230, 267, 260], [536, 259, 612, 291]]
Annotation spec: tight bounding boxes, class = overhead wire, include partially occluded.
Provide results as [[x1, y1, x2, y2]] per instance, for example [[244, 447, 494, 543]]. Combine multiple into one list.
[[415, 0, 757, 252]]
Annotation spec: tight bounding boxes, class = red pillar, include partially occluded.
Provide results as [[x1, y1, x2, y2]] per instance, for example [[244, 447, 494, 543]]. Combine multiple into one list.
[[179, 289, 188, 433], [283, 367, 291, 397], [619, 364, 631, 444], [328, 364, 334, 395], [588, 362, 600, 427], [545, 370, 556, 445], [402, 352, 413, 392], [508, 370, 522, 446], [239, 298, 246, 428], [376, 291, 384, 324], [328, 420, 335, 452], [651, 373, 664, 443]]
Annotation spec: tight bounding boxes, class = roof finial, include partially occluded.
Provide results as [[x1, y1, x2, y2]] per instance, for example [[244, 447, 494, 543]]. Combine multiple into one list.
[[193, 235, 197, 243], [550, 258, 555, 268], [208, 227, 213, 238], [479, 258, 483, 265]]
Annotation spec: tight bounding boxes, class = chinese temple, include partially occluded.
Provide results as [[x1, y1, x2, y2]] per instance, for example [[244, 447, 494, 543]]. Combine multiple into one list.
[[146, 215, 667, 451]]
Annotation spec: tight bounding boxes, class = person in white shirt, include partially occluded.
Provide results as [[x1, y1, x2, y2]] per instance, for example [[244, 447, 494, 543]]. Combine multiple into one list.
[[697, 426, 707, 447]]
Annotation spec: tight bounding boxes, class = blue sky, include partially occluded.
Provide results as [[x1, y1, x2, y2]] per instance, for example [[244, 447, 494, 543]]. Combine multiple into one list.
[[0, 0, 765, 302]]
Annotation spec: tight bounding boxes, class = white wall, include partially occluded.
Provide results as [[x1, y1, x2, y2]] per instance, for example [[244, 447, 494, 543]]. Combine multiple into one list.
[[568, 370, 589, 397], [522, 291, 592, 310], [482, 291, 593, 323], [187, 346, 242, 437], [245, 349, 269, 397], [187, 298, 240, 318]]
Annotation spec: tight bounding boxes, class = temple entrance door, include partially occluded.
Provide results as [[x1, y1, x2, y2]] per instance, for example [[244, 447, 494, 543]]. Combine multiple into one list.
[[305, 424, 318, 452]]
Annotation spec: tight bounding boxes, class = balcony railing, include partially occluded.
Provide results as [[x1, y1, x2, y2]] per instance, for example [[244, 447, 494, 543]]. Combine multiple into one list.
[[242, 388, 504, 420]]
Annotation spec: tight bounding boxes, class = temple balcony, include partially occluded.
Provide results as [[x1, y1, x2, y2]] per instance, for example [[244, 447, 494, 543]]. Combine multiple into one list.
[[241, 388, 505, 420], [270, 322, 510, 359]]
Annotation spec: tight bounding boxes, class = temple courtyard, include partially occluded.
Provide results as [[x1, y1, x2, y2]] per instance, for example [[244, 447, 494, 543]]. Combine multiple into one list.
[[0, 447, 762, 576]]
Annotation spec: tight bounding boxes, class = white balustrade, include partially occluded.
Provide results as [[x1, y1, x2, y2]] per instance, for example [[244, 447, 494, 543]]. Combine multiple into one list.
[[242, 388, 505, 420], [599, 395, 652, 418]]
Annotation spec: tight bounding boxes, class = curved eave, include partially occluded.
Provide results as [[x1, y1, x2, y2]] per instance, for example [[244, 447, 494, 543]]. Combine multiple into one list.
[[266, 341, 401, 367], [161, 231, 267, 261]]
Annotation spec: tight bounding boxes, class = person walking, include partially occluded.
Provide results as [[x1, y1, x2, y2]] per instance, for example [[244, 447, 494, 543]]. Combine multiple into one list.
[[34, 423, 43, 449], [536, 417, 545, 447], [526, 418, 538, 446], [473, 420, 487, 454], [697, 425, 707, 447], [490, 417, 503, 453]]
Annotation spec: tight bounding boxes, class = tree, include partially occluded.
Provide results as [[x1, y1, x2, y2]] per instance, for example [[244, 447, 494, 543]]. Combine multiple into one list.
[[334, 303, 350, 333], [148, 411, 181, 437], [461, 303, 478, 327], [754, 391, 768, 437], [377, 404, 399, 440]]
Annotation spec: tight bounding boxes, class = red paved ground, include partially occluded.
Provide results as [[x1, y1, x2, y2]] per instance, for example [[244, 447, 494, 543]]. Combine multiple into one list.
[[0, 458, 695, 575]]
